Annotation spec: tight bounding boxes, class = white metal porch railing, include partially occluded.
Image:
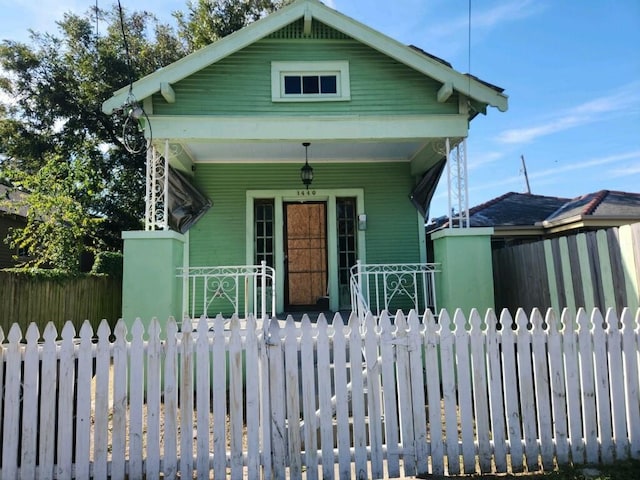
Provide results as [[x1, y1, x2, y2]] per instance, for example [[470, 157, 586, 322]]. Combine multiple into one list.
[[178, 261, 275, 319], [350, 261, 439, 321]]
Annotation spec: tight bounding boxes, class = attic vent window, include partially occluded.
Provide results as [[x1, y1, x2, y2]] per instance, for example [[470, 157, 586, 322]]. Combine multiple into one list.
[[272, 61, 350, 102]]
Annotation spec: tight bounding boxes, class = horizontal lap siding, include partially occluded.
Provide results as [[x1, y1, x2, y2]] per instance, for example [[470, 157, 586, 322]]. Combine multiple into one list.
[[152, 38, 457, 116], [189, 162, 419, 267]]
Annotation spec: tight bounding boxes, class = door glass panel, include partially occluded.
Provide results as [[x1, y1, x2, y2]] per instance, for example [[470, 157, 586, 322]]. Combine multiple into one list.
[[255, 199, 274, 267], [337, 197, 357, 307]]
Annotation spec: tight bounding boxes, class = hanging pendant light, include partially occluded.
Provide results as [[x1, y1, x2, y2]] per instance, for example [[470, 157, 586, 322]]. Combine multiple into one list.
[[300, 142, 313, 189]]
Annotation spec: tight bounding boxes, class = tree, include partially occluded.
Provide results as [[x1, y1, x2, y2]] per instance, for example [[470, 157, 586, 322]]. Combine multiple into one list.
[[0, 1, 292, 272], [0, 6, 186, 271]]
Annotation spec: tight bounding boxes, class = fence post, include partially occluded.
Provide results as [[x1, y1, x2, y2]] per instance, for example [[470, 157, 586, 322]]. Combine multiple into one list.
[[259, 315, 273, 480], [180, 319, 194, 479], [267, 320, 286, 479]]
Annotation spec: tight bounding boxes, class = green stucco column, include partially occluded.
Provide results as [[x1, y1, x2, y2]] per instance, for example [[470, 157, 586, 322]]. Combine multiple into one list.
[[121, 230, 186, 329], [432, 227, 495, 315]]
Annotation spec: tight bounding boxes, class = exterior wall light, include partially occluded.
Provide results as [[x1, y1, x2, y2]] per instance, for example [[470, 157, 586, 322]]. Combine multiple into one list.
[[300, 142, 314, 189]]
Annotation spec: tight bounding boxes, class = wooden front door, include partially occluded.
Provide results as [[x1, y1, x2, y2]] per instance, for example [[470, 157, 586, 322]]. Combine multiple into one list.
[[284, 202, 328, 309]]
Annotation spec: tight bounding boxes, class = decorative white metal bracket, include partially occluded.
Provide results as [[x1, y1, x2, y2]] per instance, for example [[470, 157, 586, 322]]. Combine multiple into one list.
[[144, 141, 170, 231], [446, 137, 470, 228]]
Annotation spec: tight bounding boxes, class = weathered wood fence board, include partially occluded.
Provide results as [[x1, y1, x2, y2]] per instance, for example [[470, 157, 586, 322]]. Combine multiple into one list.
[[0, 272, 121, 333], [0, 308, 639, 479], [493, 223, 640, 314]]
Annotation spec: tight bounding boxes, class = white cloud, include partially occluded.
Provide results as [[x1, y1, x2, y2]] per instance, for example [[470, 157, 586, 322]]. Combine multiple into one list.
[[609, 164, 640, 178], [467, 150, 640, 194], [468, 151, 504, 170], [530, 150, 640, 179], [423, 0, 544, 53], [498, 82, 640, 145]]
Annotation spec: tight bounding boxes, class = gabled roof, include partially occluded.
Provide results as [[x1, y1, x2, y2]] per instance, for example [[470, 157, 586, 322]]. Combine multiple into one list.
[[427, 190, 640, 235], [545, 190, 640, 222], [102, 0, 508, 114], [468, 192, 569, 227]]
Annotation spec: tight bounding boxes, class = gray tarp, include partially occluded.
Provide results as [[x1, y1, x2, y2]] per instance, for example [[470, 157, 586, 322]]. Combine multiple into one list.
[[409, 158, 446, 220], [168, 165, 212, 233]]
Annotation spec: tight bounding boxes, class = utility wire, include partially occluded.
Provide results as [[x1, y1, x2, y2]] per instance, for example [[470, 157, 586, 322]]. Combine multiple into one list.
[[467, 0, 472, 98], [117, 0, 134, 96]]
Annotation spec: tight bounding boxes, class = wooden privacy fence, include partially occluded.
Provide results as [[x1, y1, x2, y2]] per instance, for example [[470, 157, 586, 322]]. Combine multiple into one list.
[[0, 308, 639, 479], [493, 222, 640, 314], [0, 271, 122, 333]]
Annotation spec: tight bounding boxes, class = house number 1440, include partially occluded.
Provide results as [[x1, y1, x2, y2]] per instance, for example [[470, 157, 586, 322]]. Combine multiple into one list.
[[297, 190, 316, 196]]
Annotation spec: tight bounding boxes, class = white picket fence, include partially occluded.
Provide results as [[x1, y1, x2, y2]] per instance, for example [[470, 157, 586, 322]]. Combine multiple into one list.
[[1, 308, 639, 479]]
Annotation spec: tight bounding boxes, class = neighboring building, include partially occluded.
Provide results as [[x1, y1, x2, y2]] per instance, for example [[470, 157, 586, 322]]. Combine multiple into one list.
[[541, 189, 640, 233], [102, 0, 508, 322], [0, 184, 29, 268], [427, 190, 640, 246], [427, 190, 640, 314]]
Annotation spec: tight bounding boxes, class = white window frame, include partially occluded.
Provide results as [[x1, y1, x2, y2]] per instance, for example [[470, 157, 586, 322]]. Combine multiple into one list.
[[271, 61, 351, 102]]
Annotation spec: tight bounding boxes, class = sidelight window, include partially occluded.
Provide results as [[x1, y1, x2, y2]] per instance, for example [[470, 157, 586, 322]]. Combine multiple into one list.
[[336, 197, 357, 287], [254, 199, 275, 267]]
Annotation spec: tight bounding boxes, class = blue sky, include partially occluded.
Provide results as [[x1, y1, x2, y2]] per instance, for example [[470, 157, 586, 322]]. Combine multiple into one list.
[[1, 0, 639, 219]]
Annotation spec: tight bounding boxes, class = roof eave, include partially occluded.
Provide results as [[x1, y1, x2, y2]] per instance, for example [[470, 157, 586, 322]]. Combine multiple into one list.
[[539, 214, 640, 234], [308, 4, 508, 112], [492, 225, 547, 237], [102, 1, 310, 114]]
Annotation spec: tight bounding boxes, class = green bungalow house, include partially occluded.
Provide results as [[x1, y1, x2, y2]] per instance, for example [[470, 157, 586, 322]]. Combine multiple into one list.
[[102, 0, 508, 325]]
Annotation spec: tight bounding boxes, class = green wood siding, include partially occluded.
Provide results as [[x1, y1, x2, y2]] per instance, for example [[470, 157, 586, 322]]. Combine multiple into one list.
[[189, 162, 420, 268], [152, 23, 458, 117]]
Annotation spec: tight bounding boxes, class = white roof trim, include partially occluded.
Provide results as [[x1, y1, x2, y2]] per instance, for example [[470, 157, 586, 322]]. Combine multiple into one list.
[[102, 0, 507, 114]]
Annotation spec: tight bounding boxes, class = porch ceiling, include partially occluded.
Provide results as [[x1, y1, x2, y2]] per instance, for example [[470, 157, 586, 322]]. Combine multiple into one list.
[[184, 140, 424, 162], [156, 138, 459, 177]]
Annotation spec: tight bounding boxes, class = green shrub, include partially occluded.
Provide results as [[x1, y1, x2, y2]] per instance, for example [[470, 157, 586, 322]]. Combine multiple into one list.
[[91, 251, 123, 278]]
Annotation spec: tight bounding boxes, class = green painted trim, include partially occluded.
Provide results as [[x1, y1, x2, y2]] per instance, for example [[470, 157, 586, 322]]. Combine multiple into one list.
[[326, 196, 338, 311], [246, 188, 365, 312], [430, 227, 494, 240], [619, 224, 639, 311], [596, 229, 617, 309], [417, 213, 427, 264], [122, 230, 186, 241], [558, 237, 576, 315], [148, 114, 469, 142], [576, 233, 596, 312], [543, 239, 560, 314], [182, 231, 190, 319], [102, 0, 507, 115]]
